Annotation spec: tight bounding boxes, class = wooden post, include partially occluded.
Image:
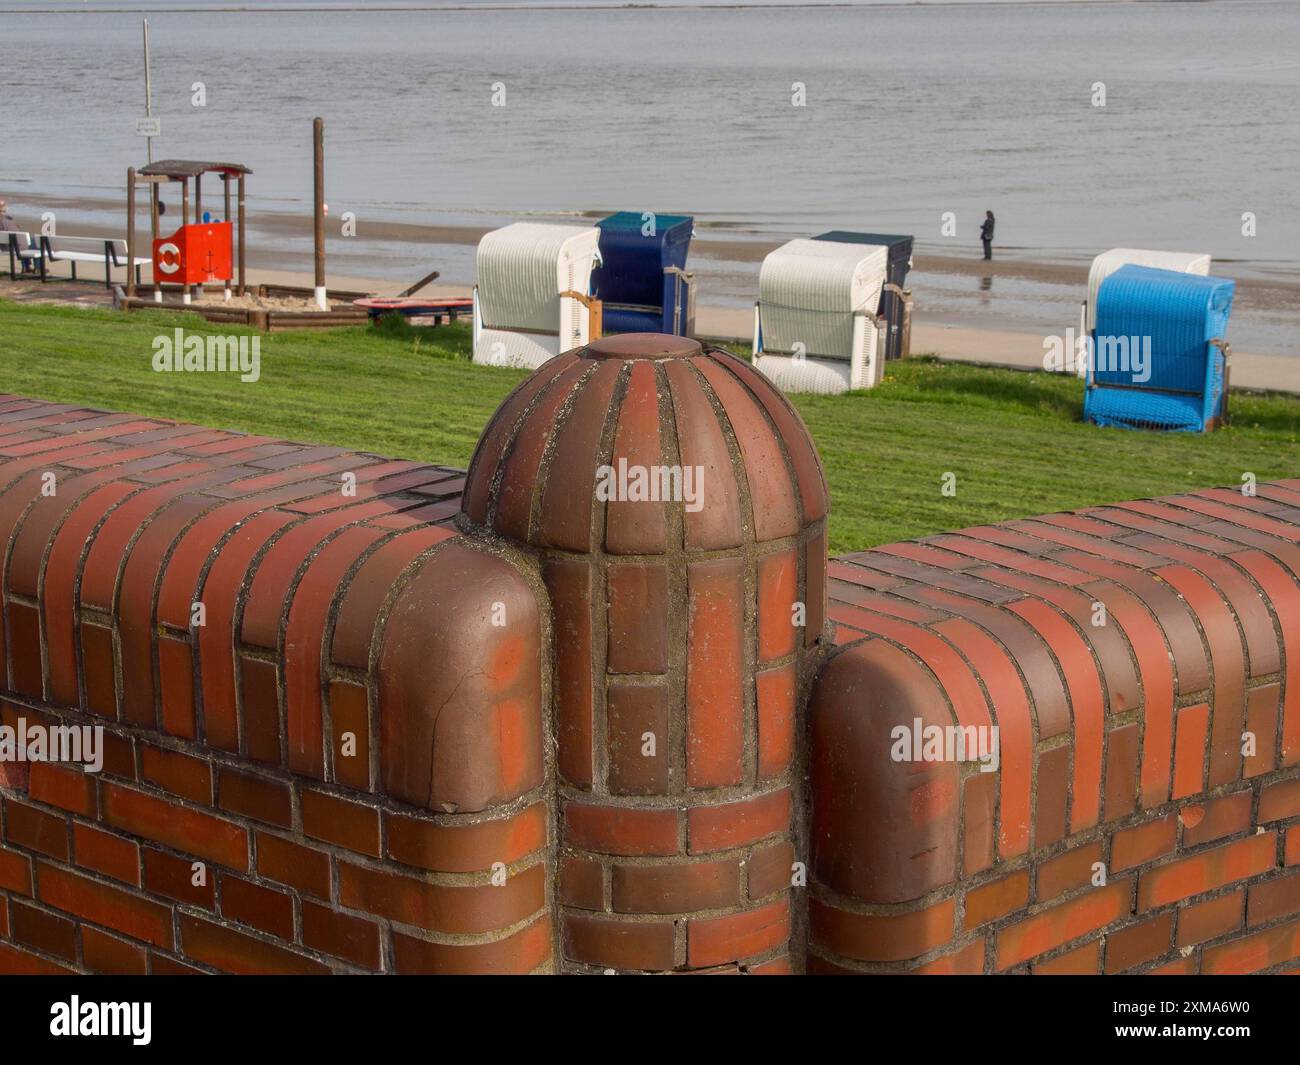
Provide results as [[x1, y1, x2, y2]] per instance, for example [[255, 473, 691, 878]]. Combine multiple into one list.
[[151, 179, 162, 302], [194, 173, 203, 300], [237, 174, 247, 296], [126, 168, 136, 299], [901, 289, 913, 360], [223, 175, 232, 302], [313, 117, 326, 310], [180, 179, 191, 304]]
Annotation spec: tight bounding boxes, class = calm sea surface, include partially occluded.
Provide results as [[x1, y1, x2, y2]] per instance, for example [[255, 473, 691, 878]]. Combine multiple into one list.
[[2, 0, 1298, 353]]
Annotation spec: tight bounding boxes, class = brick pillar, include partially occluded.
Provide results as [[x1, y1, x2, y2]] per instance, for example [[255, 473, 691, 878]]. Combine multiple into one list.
[[460, 334, 829, 972]]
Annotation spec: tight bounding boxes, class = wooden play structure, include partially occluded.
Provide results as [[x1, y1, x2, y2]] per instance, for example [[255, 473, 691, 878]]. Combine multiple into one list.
[[126, 159, 251, 304], [119, 148, 370, 330]]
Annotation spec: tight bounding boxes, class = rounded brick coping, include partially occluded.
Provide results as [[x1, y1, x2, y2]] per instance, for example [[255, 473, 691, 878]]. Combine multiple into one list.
[[807, 478, 1300, 973], [582, 334, 702, 360], [3, 393, 1297, 976], [0, 394, 543, 816], [460, 334, 830, 552]]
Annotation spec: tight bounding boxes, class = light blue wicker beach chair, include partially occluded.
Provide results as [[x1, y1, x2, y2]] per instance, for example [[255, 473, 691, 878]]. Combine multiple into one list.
[[1084, 264, 1235, 433]]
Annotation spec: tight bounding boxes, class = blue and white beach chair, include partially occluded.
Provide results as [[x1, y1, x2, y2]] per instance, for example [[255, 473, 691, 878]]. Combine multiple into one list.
[[1084, 264, 1235, 432], [812, 231, 913, 362]]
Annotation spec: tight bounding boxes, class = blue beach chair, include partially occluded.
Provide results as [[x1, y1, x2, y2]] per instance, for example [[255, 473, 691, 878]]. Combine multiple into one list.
[[1084, 265, 1235, 433], [592, 212, 695, 336]]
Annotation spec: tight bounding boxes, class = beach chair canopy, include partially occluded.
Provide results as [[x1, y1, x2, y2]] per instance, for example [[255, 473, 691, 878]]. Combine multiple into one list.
[[1085, 264, 1235, 433], [1085, 248, 1210, 334], [475, 222, 601, 334], [814, 230, 911, 258], [472, 222, 602, 369], [593, 211, 694, 335]]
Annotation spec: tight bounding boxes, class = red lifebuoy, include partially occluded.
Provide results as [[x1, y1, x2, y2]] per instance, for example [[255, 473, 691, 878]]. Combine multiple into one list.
[[156, 241, 182, 274]]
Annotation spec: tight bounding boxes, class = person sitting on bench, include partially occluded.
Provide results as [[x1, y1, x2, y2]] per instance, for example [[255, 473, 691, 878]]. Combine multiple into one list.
[[0, 199, 36, 274]]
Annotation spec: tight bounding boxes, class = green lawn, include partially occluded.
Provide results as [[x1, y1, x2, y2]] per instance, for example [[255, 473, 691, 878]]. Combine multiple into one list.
[[2, 298, 1296, 553]]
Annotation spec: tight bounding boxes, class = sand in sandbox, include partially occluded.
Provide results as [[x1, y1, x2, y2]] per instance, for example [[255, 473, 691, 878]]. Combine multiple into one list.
[[191, 293, 333, 312]]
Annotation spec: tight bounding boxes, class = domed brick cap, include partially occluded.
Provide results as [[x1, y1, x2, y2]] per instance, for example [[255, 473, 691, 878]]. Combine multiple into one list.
[[461, 333, 828, 552], [462, 334, 831, 972]]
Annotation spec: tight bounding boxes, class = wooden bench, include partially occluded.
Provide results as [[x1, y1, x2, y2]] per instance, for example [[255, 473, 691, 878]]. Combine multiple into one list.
[[38, 234, 151, 288], [3, 232, 41, 280]]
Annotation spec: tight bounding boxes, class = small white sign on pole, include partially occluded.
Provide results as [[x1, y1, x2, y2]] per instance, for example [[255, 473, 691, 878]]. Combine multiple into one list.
[[135, 116, 161, 138]]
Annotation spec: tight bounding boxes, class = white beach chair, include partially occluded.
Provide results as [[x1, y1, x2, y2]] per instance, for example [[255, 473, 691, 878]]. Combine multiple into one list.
[[752, 238, 889, 395], [471, 223, 603, 370]]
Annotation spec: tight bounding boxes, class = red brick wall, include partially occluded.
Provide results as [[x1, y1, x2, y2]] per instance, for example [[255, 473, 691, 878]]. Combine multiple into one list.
[[809, 483, 1300, 974], [2, 373, 1298, 976], [0, 395, 550, 973]]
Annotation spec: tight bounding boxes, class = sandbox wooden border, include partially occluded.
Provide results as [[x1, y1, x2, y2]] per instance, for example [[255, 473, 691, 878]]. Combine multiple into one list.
[[120, 283, 373, 332]]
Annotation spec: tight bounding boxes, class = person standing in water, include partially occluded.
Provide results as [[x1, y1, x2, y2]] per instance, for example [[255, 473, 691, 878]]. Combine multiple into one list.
[[980, 210, 995, 261]]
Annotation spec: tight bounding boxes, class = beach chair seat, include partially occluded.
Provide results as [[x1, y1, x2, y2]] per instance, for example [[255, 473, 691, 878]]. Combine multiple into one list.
[[1083, 264, 1234, 433], [593, 212, 695, 336], [471, 223, 602, 369], [473, 327, 567, 371], [1082, 388, 1209, 433], [752, 238, 889, 394]]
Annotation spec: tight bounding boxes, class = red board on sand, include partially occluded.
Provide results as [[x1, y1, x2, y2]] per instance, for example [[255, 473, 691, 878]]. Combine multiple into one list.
[[354, 296, 472, 317]]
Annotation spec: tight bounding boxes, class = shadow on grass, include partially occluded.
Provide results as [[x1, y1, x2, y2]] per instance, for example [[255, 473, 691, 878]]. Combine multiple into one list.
[[370, 313, 473, 359]]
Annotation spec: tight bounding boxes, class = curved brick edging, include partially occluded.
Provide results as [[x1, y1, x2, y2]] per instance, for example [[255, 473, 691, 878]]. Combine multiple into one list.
[[0, 394, 549, 974], [809, 482, 1300, 974]]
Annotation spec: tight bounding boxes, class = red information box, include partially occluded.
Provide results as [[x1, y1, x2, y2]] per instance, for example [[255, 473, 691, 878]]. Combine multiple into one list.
[[153, 222, 233, 285]]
